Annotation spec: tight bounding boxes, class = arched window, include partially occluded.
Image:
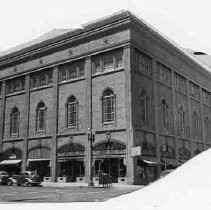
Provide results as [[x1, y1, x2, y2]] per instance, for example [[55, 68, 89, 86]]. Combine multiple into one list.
[[36, 101, 46, 131], [205, 117, 210, 142], [102, 89, 115, 123], [66, 95, 78, 127], [178, 105, 185, 136], [140, 90, 148, 123], [10, 107, 19, 135], [162, 99, 169, 130], [193, 111, 199, 139]]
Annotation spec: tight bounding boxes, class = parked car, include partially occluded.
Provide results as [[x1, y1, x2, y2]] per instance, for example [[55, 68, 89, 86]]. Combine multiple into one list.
[[0, 171, 9, 185], [7, 171, 41, 187]]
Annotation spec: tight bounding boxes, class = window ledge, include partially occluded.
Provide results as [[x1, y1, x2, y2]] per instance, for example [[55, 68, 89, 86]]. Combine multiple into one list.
[[59, 77, 85, 85], [6, 90, 25, 97], [92, 67, 124, 78], [102, 121, 115, 125], [30, 84, 53, 92]]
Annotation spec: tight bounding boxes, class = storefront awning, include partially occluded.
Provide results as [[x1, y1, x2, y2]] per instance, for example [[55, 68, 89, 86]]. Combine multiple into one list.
[[0, 159, 21, 165], [142, 159, 158, 165]]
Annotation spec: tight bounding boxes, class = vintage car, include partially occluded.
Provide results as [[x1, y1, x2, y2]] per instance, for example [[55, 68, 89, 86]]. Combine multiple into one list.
[[7, 171, 41, 186], [0, 171, 9, 185]]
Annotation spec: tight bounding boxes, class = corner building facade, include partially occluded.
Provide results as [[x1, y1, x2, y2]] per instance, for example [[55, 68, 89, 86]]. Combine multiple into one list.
[[0, 11, 211, 184]]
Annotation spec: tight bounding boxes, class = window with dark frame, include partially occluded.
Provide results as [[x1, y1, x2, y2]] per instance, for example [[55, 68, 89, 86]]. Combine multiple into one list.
[[36, 102, 46, 131], [140, 90, 148, 124], [30, 68, 53, 89], [137, 51, 152, 76], [202, 89, 210, 105], [157, 63, 171, 85], [67, 95, 78, 127], [102, 89, 115, 123], [59, 59, 85, 82], [189, 82, 199, 99], [193, 111, 199, 140], [92, 49, 123, 74], [178, 105, 185, 137], [205, 117, 210, 142], [162, 99, 169, 130], [175, 73, 186, 93], [6, 77, 25, 95], [10, 107, 19, 135]]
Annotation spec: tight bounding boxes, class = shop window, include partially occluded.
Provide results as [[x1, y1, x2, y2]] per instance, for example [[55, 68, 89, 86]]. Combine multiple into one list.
[[6, 76, 25, 95], [59, 59, 85, 82], [136, 50, 152, 76], [205, 117, 211, 142], [30, 68, 53, 89], [66, 95, 78, 128], [192, 111, 199, 140], [10, 107, 20, 135], [36, 101, 46, 131], [102, 89, 116, 123], [178, 105, 185, 137], [161, 99, 169, 131], [140, 90, 148, 124]]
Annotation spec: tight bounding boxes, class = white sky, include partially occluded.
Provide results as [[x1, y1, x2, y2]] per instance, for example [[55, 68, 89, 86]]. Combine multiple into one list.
[[1, 0, 211, 54]]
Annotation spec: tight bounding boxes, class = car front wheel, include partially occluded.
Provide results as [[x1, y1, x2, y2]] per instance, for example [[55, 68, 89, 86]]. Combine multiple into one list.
[[7, 181, 13, 186], [23, 181, 29, 187]]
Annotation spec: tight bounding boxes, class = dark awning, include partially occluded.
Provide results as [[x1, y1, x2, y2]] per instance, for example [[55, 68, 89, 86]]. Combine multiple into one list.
[[137, 157, 160, 166], [161, 158, 181, 167], [0, 159, 21, 165]]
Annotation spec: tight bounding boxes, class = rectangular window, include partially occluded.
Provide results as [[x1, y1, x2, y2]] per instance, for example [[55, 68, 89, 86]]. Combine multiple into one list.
[[30, 68, 53, 89], [174, 73, 186, 93], [38, 109, 45, 131], [68, 103, 77, 127], [11, 113, 19, 134], [137, 51, 152, 76], [189, 82, 199, 99], [157, 63, 171, 85], [103, 53, 114, 71], [115, 50, 123, 68], [202, 89, 210, 105], [6, 77, 25, 95], [92, 56, 101, 74], [59, 59, 85, 82]]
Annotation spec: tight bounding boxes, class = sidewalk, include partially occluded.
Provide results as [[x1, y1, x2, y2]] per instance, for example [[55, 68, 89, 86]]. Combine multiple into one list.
[[41, 181, 144, 189]]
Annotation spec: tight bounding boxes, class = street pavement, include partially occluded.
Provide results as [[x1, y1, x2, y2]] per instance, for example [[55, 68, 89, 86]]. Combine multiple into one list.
[[0, 183, 144, 203]]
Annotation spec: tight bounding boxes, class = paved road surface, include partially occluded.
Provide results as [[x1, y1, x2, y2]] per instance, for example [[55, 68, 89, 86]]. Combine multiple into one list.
[[0, 185, 143, 203]]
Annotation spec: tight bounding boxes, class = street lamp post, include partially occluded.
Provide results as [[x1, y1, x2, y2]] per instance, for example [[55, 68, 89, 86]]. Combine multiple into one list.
[[162, 145, 167, 171], [87, 129, 95, 187]]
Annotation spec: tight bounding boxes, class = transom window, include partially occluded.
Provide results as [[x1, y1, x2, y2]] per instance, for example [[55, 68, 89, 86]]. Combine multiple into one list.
[[140, 90, 148, 124], [66, 95, 78, 127], [102, 89, 116, 123], [36, 102, 46, 131], [10, 107, 19, 135], [59, 60, 85, 82]]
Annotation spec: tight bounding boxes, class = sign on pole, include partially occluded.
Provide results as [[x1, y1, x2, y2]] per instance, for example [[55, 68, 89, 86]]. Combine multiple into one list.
[[131, 146, 141, 157]]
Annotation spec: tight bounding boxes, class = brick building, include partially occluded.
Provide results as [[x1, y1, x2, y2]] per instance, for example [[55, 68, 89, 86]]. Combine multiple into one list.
[[0, 11, 211, 184]]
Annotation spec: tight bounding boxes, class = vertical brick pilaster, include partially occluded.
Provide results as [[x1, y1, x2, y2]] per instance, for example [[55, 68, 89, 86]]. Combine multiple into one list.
[[124, 45, 135, 184], [0, 82, 6, 153], [199, 87, 206, 148], [85, 57, 92, 183], [50, 66, 59, 182], [152, 59, 160, 177], [22, 74, 30, 171], [186, 80, 194, 157], [171, 71, 179, 161]]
